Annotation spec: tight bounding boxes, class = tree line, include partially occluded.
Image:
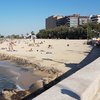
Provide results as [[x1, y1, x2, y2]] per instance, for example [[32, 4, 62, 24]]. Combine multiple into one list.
[[0, 31, 35, 39], [0, 23, 100, 39], [36, 23, 100, 39]]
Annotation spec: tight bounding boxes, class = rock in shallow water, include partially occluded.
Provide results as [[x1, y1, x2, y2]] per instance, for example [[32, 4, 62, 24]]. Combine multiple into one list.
[[0, 75, 16, 91]]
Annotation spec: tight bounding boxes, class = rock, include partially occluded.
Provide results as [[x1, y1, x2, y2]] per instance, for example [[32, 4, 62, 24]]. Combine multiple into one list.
[[29, 48, 33, 52], [46, 52, 52, 54], [29, 80, 43, 93], [11, 93, 21, 100], [2, 89, 30, 100], [48, 45, 53, 49], [15, 91, 27, 98], [47, 69, 53, 74], [43, 77, 49, 85]]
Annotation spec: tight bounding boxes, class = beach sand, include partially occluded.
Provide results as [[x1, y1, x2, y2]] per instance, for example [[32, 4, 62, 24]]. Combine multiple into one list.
[[0, 39, 91, 73], [0, 39, 92, 99], [0, 39, 92, 88]]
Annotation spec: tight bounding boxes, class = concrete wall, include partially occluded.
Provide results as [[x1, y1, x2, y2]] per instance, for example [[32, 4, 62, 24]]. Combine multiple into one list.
[[33, 57, 100, 100]]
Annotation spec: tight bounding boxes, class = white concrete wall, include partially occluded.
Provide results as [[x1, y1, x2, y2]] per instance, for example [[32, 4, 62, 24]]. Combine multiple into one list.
[[34, 57, 100, 100]]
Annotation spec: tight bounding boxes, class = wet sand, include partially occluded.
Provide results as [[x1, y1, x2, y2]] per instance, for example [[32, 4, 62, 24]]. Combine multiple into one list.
[[0, 60, 42, 90]]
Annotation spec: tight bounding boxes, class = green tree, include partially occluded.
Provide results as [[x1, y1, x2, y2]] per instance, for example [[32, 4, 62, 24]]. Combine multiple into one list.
[[31, 31, 35, 35], [87, 25, 94, 39]]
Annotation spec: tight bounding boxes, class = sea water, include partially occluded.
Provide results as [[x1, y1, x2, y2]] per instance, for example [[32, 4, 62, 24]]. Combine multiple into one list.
[[0, 60, 41, 91], [0, 74, 16, 91]]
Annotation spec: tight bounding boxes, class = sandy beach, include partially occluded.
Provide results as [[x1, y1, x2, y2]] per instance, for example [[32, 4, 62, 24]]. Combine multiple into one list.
[[0, 39, 91, 73], [0, 39, 92, 99], [0, 39, 92, 86]]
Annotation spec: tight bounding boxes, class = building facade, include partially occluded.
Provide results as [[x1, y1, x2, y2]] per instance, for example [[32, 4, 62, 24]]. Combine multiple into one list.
[[79, 16, 89, 25], [46, 15, 63, 29], [68, 14, 79, 27], [68, 14, 89, 27], [46, 14, 89, 29], [90, 15, 100, 23], [56, 16, 69, 27]]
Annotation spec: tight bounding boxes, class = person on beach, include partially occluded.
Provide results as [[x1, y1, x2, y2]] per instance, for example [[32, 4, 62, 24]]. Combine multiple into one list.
[[31, 31, 36, 44], [48, 44, 53, 49], [8, 41, 15, 51]]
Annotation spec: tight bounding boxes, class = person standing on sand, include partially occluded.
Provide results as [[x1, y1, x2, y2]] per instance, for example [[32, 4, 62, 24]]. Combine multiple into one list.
[[8, 41, 15, 51], [31, 31, 36, 44]]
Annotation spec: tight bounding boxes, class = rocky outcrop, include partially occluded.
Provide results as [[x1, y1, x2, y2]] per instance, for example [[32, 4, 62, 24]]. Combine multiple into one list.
[[0, 89, 30, 100]]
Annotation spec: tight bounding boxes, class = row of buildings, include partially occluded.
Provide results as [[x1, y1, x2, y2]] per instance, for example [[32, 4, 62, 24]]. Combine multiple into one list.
[[46, 14, 100, 29]]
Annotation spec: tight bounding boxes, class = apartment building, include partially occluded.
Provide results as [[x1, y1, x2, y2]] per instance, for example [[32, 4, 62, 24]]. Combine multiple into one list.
[[56, 16, 69, 27], [68, 14, 80, 27], [90, 15, 100, 23], [79, 16, 89, 25], [46, 15, 63, 29], [46, 14, 89, 29]]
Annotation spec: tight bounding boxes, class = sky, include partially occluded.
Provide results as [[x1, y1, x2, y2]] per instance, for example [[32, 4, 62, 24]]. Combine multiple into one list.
[[0, 0, 100, 35]]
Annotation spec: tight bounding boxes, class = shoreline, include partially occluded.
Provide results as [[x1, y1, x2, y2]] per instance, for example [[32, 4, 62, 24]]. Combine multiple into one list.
[[0, 58, 58, 88], [0, 60, 41, 89], [0, 59, 58, 99]]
